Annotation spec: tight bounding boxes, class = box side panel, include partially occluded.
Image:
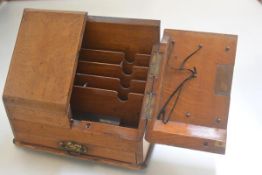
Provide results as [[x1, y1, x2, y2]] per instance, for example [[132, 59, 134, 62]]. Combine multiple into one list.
[[4, 102, 70, 128]]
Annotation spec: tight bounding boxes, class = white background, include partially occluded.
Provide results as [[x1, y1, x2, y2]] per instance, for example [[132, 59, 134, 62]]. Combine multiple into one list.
[[0, 0, 262, 175]]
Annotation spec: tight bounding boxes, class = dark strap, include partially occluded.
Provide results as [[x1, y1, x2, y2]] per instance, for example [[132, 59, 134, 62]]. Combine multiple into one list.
[[157, 44, 202, 124]]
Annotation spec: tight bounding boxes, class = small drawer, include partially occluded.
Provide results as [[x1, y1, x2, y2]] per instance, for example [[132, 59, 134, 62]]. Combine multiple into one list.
[[15, 131, 137, 163], [58, 141, 137, 163]]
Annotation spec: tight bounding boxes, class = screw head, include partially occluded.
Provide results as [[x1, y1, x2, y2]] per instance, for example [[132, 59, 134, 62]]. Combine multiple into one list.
[[225, 46, 230, 52], [185, 112, 191, 117], [216, 117, 221, 124]]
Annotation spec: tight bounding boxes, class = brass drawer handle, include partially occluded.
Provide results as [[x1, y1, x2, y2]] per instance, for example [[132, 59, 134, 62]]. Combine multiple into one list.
[[59, 141, 87, 155]]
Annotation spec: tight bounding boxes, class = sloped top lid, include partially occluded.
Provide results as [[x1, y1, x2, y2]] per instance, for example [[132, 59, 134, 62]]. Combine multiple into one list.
[[3, 9, 86, 112]]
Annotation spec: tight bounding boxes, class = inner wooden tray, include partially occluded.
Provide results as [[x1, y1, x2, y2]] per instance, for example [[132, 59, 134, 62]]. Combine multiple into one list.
[[70, 16, 160, 128]]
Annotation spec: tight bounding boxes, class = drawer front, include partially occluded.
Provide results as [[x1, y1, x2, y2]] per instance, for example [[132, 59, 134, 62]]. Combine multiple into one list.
[[11, 119, 138, 163], [15, 131, 136, 163]]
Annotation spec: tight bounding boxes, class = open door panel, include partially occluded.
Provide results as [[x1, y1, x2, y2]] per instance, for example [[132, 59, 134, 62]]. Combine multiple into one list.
[[145, 29, 237, 154]]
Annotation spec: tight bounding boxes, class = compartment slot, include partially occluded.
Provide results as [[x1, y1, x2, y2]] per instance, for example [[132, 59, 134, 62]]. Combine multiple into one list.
[[77, 61, 121, 78], [74, 74, 146, 94], [79, 48, 151, 75], [71, 86, 144, 128], [122, 53, 151, 74], [74, 74, 145, 100], [134, 53, 151, 67], [77, 61, 148, 88], [79, 48, 125, 64]]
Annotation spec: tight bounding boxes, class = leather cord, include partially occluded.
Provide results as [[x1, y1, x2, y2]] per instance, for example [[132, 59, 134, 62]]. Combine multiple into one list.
[[157, 45, 202, 124]]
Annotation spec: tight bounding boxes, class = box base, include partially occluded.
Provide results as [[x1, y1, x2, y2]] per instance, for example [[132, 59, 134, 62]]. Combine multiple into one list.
[[13, 139, 154, 170]]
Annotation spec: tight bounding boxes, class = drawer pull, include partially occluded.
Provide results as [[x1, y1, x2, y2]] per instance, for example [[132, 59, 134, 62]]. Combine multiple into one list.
[[59, 141, 87, 155]]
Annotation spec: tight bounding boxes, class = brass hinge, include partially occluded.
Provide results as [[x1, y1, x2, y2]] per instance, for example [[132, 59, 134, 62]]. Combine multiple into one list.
[[145, 92, 155, 120], [149, 51, 162, 77], [145, 51, 162, 120]]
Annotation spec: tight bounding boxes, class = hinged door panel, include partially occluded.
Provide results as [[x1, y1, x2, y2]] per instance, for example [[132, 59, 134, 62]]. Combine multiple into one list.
[[145, 29, 237, 154]]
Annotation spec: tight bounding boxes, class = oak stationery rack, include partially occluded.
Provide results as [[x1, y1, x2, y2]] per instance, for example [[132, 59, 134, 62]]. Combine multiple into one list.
[[3, 9, 237, 169]]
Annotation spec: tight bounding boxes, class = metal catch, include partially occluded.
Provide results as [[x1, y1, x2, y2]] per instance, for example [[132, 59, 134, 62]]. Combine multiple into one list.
[[59, 141, 87, 155]]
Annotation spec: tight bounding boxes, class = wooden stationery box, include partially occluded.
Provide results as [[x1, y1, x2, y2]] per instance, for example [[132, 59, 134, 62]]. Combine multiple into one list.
[[2, 9, 237, 169]]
